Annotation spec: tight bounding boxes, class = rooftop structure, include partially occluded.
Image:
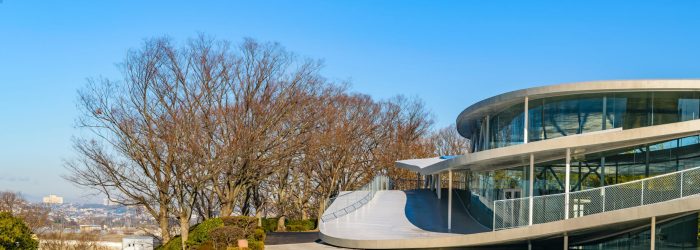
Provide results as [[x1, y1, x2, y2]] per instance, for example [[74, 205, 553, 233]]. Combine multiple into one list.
[[42, 194, 64, 204], [320, 80, 700, 249]]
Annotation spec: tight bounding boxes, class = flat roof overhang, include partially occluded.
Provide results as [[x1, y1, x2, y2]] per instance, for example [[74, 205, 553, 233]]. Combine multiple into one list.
[[457, 79, 700, 138], [397, 119, 700, 175]]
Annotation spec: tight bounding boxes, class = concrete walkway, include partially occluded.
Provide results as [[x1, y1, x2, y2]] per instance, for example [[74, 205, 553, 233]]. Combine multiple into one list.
[[321, 190, 700, 249], [320, 190, 488, 241], [405, 189, 489, 234], [266, 242, 348, 250]]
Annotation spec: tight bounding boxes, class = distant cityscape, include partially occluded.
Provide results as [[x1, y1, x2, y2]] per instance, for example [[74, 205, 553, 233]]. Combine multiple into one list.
[[36, 194, 160, 244]]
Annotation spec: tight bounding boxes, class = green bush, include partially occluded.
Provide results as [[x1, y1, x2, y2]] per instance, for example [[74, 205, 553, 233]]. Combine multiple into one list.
[[0, 212, 38, 250], [248, 240, 264, 250], [252, 228, 265, 242], [261, 218, 278, 232], [222, 216, 257, 234], [286, 224, 305, 232], [209, 226, 245, 249], [196, 241, 215, 250], [284, 218, 316, 231], [186, 218, 224, 247], [158, 235, 182, 250], [158, 216, 265, 250]]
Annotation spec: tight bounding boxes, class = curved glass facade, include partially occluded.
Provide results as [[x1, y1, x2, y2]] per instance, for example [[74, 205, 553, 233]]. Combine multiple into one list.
[[461, 134, 700, 229], [468, 91, 700, 152]]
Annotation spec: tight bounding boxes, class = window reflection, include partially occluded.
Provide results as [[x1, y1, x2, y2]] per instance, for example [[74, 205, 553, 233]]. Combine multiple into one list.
[[470, 91, 700, 152]]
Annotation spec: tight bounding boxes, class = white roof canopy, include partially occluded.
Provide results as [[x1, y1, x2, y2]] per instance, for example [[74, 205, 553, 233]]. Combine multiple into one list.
[[395, 157, 447, 173]]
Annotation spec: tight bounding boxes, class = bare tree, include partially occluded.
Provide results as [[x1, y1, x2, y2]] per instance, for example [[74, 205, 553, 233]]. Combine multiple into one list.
[[377, 96, 434, 189], [65, 37, 195, 244], [306, 93, 386, 221], [430, 124, 470, 156], [0, 191, 23, 213], [0, 191, 51, 233], [208, 39, 328, 218], [66, 34, 439, 244]]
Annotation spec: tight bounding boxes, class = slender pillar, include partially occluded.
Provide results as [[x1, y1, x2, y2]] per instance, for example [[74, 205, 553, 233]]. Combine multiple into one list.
[[600, 157, 606, 187], [650, 216, 656, 250], [602, 95, 607, 130], [565, 148, 571, 220], [529, 154, 535, 225], [417, 173, 421, 189], [437, 173, 442, 199], [485, 115, 490, 150], [563, 233, 569, 250], [448, 169, 453, 230], [524, 96, 529, 144]]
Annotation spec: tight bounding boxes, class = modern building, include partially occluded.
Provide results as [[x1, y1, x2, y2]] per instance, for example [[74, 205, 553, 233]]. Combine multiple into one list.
[[320, 80, 700, 249], [42, 194, 64, 204]]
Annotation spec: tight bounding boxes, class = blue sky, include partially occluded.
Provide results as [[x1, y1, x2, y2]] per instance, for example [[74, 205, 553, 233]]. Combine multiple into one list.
[[1, 1, 700, 203]]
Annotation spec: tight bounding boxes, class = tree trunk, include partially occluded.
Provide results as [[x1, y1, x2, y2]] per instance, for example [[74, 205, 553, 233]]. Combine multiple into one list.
[[276, 216, 286, 232], [220, 187, 242, 217], [159, 209, 170, 244], [255, 209, 263, 227], [220, 203, 233, 217], [241, 188, 252, 216], [179, 213, 190, 249]]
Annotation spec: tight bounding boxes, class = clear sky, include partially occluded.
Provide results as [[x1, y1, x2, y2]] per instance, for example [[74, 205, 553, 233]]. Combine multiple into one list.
[[2, 1, 700, 203]]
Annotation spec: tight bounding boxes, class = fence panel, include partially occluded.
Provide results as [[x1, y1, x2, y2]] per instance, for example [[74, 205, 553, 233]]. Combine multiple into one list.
[[494, 166, 700, 231]]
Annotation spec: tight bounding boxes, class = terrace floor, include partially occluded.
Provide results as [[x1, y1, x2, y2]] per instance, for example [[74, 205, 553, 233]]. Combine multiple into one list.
[[320, 189, 489, 241]]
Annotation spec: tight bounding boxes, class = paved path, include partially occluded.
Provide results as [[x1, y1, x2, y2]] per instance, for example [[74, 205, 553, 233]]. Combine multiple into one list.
[[320, 190, 488, 241], [266, 242, 349, 250], [265, 232, 320, 245]]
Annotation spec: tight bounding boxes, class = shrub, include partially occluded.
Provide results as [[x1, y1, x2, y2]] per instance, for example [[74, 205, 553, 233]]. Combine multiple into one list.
[[159, 235, 182, 250], [286, 224, 305, 232], [248, 240, 264, 250], [209, 226, 245, 249], [221, 216, 257, 234], [186, 218, 224, 247], [261, 218, 278, 232], [252, 228, 265, 242], [287, 219, 316, 230], [0, 212, 38, 250], [196, 241, 215, 250]]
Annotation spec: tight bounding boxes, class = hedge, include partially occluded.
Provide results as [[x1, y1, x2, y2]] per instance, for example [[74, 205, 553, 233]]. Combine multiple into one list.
[[157, 216, 265, 250]]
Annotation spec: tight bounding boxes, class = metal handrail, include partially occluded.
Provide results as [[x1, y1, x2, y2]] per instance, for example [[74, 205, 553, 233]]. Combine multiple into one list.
[[321, 175, 391, 222], [493, 165, 700, 230]]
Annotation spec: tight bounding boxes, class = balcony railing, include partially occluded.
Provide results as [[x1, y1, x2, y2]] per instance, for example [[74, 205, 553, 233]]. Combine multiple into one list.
[[493, 166, 700, 230], [321, 175, 391, 222]]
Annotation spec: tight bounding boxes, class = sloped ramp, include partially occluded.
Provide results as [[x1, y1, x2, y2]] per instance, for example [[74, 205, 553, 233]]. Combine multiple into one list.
[[320, 190, 700, 249]]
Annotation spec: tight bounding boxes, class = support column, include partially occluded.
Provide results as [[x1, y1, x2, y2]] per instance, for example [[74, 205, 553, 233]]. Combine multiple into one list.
[[565, 148, 571, 220], [529, 154, 534, 225], [437, 173, 442, 199], [448, 169, 453, 231], [650, 216, 656, 250], [417, 173, 421, 190], [524, 96, 529, 144], [485, 115, 490, 150], [563, 233, 568, 250]]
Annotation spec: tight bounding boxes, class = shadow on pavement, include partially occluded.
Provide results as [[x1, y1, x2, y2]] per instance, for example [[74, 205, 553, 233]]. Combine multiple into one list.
[[265, 232, 320, 245], [403, 189, 490, 234]]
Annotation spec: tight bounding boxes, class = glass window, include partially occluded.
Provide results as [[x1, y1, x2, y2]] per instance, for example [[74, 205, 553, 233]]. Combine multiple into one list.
[[470, 91, 700, 152], [621, 92, 652, 129], [489, 103, 524, 149], [678, 94, 700, 122]]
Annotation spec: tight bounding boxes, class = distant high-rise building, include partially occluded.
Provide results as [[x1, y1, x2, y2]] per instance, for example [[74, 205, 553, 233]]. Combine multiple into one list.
[[42, 194, 63, 204]]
